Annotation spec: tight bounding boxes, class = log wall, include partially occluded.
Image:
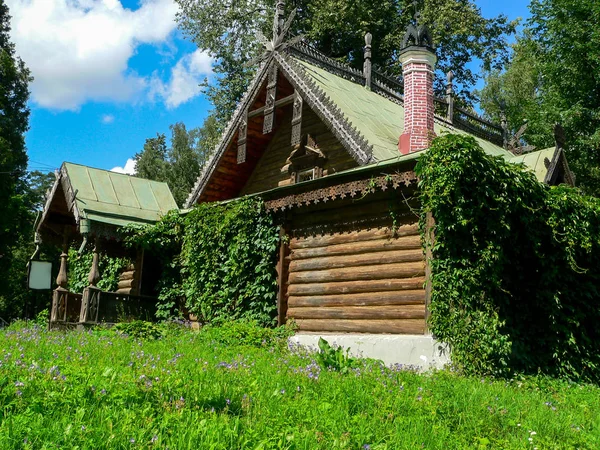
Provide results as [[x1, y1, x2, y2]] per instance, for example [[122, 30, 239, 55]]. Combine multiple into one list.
[[286, 220, 427, 335]]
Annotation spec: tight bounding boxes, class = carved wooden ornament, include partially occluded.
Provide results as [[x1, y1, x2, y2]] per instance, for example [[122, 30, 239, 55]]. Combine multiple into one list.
[[291, 91, 303, 146], [263, 64, 278, 134], [237, 110, 248, 164]]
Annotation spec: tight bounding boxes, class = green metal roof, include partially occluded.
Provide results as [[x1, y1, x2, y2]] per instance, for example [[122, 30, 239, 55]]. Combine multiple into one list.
[[295, 59, 555, 180], [297, 60, 515, 160], [63, 162, 178, 232], [508, 147, 557, 183]]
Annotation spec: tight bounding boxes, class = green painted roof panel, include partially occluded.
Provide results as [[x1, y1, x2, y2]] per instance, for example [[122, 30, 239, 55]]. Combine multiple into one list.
[[508, 147, 557, 183], [63, 162, 178, 229], [296, 59, 516, 161]]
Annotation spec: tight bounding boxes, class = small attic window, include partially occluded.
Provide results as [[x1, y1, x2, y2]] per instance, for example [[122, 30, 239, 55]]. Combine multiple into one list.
[[297, 168, 316, 183], [280, 134, 328, 185]]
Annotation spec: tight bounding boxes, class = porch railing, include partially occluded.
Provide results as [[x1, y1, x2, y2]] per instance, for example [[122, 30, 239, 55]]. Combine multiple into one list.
[[50, 287, 156, 328]]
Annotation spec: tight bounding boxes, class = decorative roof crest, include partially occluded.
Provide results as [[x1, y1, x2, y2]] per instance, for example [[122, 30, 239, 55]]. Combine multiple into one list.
[[248, 1, 304, 67], [401, 0, 435, 52]]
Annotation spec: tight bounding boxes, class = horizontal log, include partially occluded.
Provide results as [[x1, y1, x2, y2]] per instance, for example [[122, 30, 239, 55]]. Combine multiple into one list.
[[287, 277, 426, 296], [288, 261, 425, 284], [294, 319, 426, 334], [119, 270, 135, 281], [116, 288, 133, 295], [289, 248, 424, 272], [288, 290, 426, 307], [287, 305, 425, 320], [291, 235, 422, 260], [117, 279, 135, 290], [289, 224, 418, 249], [290, 196, 418, 227]]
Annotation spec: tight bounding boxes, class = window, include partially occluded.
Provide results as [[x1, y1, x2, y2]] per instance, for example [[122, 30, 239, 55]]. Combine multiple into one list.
[[297, 168, 315, 183]]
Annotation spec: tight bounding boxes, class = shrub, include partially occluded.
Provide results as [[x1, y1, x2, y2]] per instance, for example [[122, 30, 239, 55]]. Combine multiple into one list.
[[113, 321, 163, 340], [200, 320, 295, 348]]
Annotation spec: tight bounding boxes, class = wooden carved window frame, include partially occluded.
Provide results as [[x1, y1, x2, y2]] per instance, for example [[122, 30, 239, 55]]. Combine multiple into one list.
[[281, 134, 327, 185]]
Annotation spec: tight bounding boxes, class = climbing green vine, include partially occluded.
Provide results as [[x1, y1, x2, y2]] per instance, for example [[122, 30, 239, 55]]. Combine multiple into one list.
[[67, 248, 130, 293], [416, 134, 600, 382], [127, 197, 280, 326]]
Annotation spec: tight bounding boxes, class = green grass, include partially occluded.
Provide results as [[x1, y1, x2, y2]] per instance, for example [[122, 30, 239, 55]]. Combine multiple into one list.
[[0, 323, 599, 449]]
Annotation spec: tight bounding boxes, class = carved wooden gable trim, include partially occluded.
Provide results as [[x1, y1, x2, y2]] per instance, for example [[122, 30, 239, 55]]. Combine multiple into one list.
[[186, 53, 376, 207], [263, 63, 279, 134]]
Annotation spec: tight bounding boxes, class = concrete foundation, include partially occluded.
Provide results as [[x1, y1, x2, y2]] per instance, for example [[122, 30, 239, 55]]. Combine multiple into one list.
[[289, 333, 451, 371]]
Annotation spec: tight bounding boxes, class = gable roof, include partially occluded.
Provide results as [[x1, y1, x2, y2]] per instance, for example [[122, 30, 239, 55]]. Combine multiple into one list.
[[185, 43, 567, 207], [38, 162, 178, 240]]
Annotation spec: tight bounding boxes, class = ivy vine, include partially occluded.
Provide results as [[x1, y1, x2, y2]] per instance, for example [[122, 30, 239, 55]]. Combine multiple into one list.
[[127, 198, 280, 326], [416, 134, 600, 382], [67, 248, 130, 293]]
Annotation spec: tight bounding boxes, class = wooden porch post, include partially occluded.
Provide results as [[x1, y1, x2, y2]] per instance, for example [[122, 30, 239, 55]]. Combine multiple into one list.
[[88, 238, 101, 287], [79, 237, 102, 325], [276, 225, 291, 326], [50, 230, 70, 324]]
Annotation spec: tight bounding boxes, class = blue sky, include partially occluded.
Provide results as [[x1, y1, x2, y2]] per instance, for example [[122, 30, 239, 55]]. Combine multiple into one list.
[[6, 0, 531, 175]]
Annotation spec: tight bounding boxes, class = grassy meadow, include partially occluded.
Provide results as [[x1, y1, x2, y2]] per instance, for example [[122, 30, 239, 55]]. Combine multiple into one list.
[[0, 322, 598, 449]]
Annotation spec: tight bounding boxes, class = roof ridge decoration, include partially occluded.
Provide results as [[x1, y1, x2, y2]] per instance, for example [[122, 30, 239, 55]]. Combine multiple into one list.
[[275, 52, 373, 165], [402, 0, 435, 51], [185, 4, 374, 207]]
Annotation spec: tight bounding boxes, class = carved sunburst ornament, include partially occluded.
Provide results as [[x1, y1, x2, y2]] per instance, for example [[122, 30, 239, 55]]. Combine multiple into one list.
[[247, 0, 304, 67]]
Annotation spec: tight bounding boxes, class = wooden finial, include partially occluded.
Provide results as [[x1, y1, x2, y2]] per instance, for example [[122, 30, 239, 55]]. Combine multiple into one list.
[[364, 32, 373, 90], [56, 229, 70, 289], [445, 70, 454, 123], [273, 0, 286, 42], [87, 238, 101, 287]]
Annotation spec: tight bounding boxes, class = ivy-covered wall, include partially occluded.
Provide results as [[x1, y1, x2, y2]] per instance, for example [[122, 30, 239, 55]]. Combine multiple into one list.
[[128, 198, 280, 326], [67, 248, 130, 293], [416, 134, 600, 382]]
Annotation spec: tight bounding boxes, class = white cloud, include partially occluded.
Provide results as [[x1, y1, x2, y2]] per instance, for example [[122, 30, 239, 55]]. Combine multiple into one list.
[[6, 0, 182, 110], [101, 114, 115, 124], [111, 158, 136, 175], [150, 48, 213, 109]]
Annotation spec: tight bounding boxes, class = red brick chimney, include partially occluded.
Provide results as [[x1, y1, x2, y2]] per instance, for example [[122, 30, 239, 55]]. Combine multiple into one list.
[[398, 9, 437, 155]]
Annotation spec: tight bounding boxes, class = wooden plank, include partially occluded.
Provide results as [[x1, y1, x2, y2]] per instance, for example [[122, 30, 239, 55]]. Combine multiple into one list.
[[289, 224, 418, 249], [287, 261, 425, 284], [289, 248, 424, 272], [288, 290, 426, 307], [295, 319, 426, 334], [248, 94, 295, 118], [276, 227, 290, 326], [288, 277, 426, 296], [287, 305, 426, 320], [290, 235, 422, 260]]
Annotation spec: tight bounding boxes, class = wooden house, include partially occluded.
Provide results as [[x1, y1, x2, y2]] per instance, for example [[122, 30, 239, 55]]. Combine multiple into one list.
[[36, 162, 178, 328], [183, 1, 573, 363]]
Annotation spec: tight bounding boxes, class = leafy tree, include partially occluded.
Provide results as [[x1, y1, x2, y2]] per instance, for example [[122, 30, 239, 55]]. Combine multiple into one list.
[[134, 133, 168, 182], [480, 0, 600, 194], [133, 117, 220, 207], [0, 1, 34, 319], [175, 0, 517, 122], [166, 123, 201, 207]]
